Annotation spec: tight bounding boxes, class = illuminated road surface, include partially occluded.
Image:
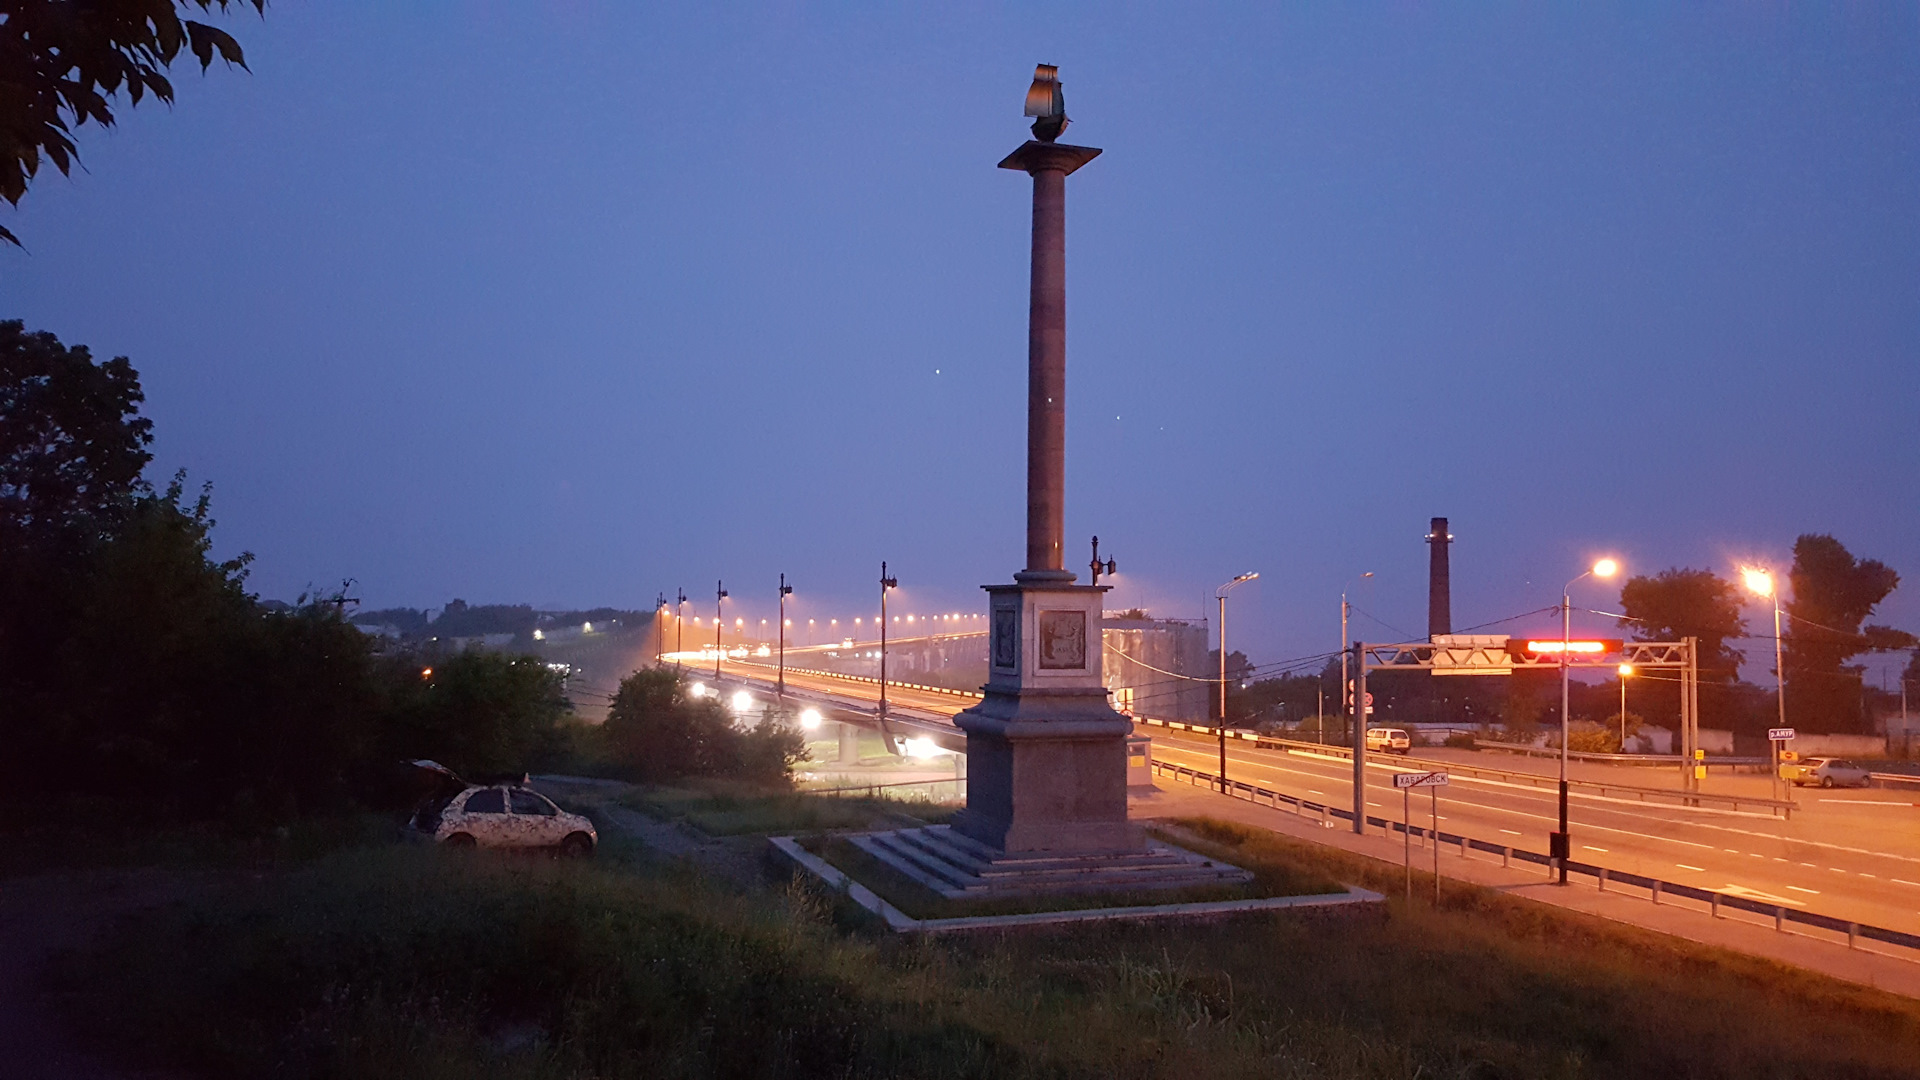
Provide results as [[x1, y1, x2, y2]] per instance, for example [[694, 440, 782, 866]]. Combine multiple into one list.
[[713, 659, 1920, 932]]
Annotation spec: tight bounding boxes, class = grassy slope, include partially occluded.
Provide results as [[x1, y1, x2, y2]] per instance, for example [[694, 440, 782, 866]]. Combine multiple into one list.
[[49, 804, 1920, 1080]]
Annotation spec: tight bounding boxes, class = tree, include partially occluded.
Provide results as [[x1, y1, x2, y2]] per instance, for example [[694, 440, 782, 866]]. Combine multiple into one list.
[[1, 1, 262, 245], [602, 669, 806, 785], [1617, 568, 1747, 733], [1785, 534, 1904, 733], [0, 319, 153, 544]]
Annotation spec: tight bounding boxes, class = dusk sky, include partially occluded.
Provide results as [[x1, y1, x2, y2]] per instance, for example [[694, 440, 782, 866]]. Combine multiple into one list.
[[7, 3, 1917, 682]]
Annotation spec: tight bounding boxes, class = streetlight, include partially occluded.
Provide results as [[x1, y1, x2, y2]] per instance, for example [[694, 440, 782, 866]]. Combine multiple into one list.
[[1617, 664, 1634, 751], [777, 573, 793, 697], [714, 580, 728, 679], [879, 562, 898, 721], [1742, 566, 1787, 800], [1216, 572, 1258, 793], [1556, 556, 1619, 884]]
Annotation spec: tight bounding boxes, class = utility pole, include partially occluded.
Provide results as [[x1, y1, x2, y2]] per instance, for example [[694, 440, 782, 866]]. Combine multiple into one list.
[[1351, 641, 1367, 835], [714, 580, 728, 679], [1341, 573, 1373, 748], [777, 574, 793, 697]]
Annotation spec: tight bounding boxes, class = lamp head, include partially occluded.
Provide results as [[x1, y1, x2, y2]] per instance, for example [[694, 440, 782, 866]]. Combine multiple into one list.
[[1741, 566, 1775, 598], [1618, 663, 1635, 677], [1024, 64, 1068, 141], [1592, 558, 1620, 579]]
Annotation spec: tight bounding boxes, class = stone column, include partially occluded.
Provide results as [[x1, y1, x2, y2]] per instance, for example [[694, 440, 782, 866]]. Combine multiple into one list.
[[1004, 141, 1098, 580]]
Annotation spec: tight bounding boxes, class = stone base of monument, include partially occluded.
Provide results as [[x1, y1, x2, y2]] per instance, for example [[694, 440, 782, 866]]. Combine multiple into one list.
[[847, 823, 1252, 900]]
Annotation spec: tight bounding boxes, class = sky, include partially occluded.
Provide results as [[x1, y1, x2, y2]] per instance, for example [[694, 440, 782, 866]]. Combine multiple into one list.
[[6, 3, 1918, 685]]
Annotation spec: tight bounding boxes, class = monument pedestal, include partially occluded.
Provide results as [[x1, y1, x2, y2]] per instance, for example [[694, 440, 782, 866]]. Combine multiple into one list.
[[952, 574, 1142, 855]]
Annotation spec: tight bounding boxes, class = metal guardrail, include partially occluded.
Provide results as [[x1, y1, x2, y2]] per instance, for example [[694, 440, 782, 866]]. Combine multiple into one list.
[[1135, 717, 1797, 817], [1471, 739, 1771, 769], [1149, 759, 1918, 955]]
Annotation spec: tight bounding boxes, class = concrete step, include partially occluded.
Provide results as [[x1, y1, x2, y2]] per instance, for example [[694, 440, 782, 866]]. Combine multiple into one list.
[[846, 833, 978, 898], [865, 831, 986, 890]]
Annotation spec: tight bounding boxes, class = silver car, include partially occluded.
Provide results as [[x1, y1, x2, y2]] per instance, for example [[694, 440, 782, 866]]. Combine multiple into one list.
[[408, 774, 597, 855], [1788, 757, 1872, 789]]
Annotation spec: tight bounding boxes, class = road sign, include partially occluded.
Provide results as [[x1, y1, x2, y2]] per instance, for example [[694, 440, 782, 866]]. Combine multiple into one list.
[[1769, 727, 1796, 741], [1365, 692, 1374, 706], [1394, 770, 1449, 789]]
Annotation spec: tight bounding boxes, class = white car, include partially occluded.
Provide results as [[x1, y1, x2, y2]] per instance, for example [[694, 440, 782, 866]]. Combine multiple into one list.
[[408, 770, 597, 856], [1366, 728, 1412, 755]]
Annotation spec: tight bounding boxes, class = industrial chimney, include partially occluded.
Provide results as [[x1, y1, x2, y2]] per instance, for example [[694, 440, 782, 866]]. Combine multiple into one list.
[[1426, 517, 1452, 639]]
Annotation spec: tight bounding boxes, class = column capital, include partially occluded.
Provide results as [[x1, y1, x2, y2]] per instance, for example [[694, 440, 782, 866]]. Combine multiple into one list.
[[998, 140, 1102, 176]]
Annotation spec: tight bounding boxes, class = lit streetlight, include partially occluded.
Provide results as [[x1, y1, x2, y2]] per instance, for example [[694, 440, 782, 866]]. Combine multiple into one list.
[[1743, 566, 1788, 801], [1215, 572, 1258, 793], [1556, 557, 1620, 884]]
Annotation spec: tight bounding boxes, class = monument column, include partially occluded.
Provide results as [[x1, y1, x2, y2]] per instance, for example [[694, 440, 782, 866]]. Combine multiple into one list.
[[1027, 159, 1068, 576], [952, 65, 1138, 856]]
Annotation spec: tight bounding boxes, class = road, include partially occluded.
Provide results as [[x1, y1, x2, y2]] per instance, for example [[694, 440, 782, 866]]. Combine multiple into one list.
[[711, 660, 1920, 934]]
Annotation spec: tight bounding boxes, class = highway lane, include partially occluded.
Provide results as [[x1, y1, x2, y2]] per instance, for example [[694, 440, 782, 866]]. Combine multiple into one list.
[[1150, 730, 1920, 932], [707, 660, 1920, 931]]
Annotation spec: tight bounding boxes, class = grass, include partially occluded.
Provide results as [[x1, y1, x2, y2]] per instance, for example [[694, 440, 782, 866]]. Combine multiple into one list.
[[807, 827, 1343, 921], [45, 811, 1920, 1079], [619, 777, 960, 836]]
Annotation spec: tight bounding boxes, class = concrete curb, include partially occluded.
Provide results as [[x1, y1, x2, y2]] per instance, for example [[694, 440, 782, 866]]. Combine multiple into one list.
[[767, 835, 1382, 934]]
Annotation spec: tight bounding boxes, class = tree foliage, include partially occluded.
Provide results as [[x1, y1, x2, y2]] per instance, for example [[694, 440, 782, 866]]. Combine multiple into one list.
[[1785, 534, 1905, 733], [0, 0, 262, 245], [602, 668, 806, 786], [0, 323, 573, 820], [0, 319, 152, 543], [1616, 568, 1746, 676]]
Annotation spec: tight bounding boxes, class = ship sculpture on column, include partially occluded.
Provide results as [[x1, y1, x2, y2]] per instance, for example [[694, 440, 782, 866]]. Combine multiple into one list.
[[842, 67, 1250, 899]]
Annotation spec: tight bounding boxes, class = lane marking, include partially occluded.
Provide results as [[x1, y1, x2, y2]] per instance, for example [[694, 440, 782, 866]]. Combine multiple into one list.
[[1787, 886, 1821, 895], [1677, 864, 1706, 872], [1830, 867, 1847, 874], [1894, 879, 1920, 887], [1860, 873, 1876, 879], [1773, 857, 1789, 863], [1306, 789, 1324, 796], [1817, 798, 1919, 806], [1719, 885, 1806, 907], [1583, 845, 1609, 853], [1748, 853, 1764, 859], [1801, 863, 1818, 868], [1723, 848, 1740, 854]]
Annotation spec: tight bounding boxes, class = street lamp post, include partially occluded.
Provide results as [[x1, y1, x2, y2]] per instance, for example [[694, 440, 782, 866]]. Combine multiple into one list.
[[714, 580, 728, 679], [879, 562, 898, 721], [675, 588, 686, 667], [777, 574, 793, 697], [1617, 664, 1634, 752], [1556, 557, 1620, 884], [1215, 572, 1258, 793], [1743, 567, 1788, 802]]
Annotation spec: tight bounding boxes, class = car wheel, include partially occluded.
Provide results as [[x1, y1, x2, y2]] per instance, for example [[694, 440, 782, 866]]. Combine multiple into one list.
[[444, 833, 477, 848], [559, 833, 594, 858], [1820, 776, 1834, 789]]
